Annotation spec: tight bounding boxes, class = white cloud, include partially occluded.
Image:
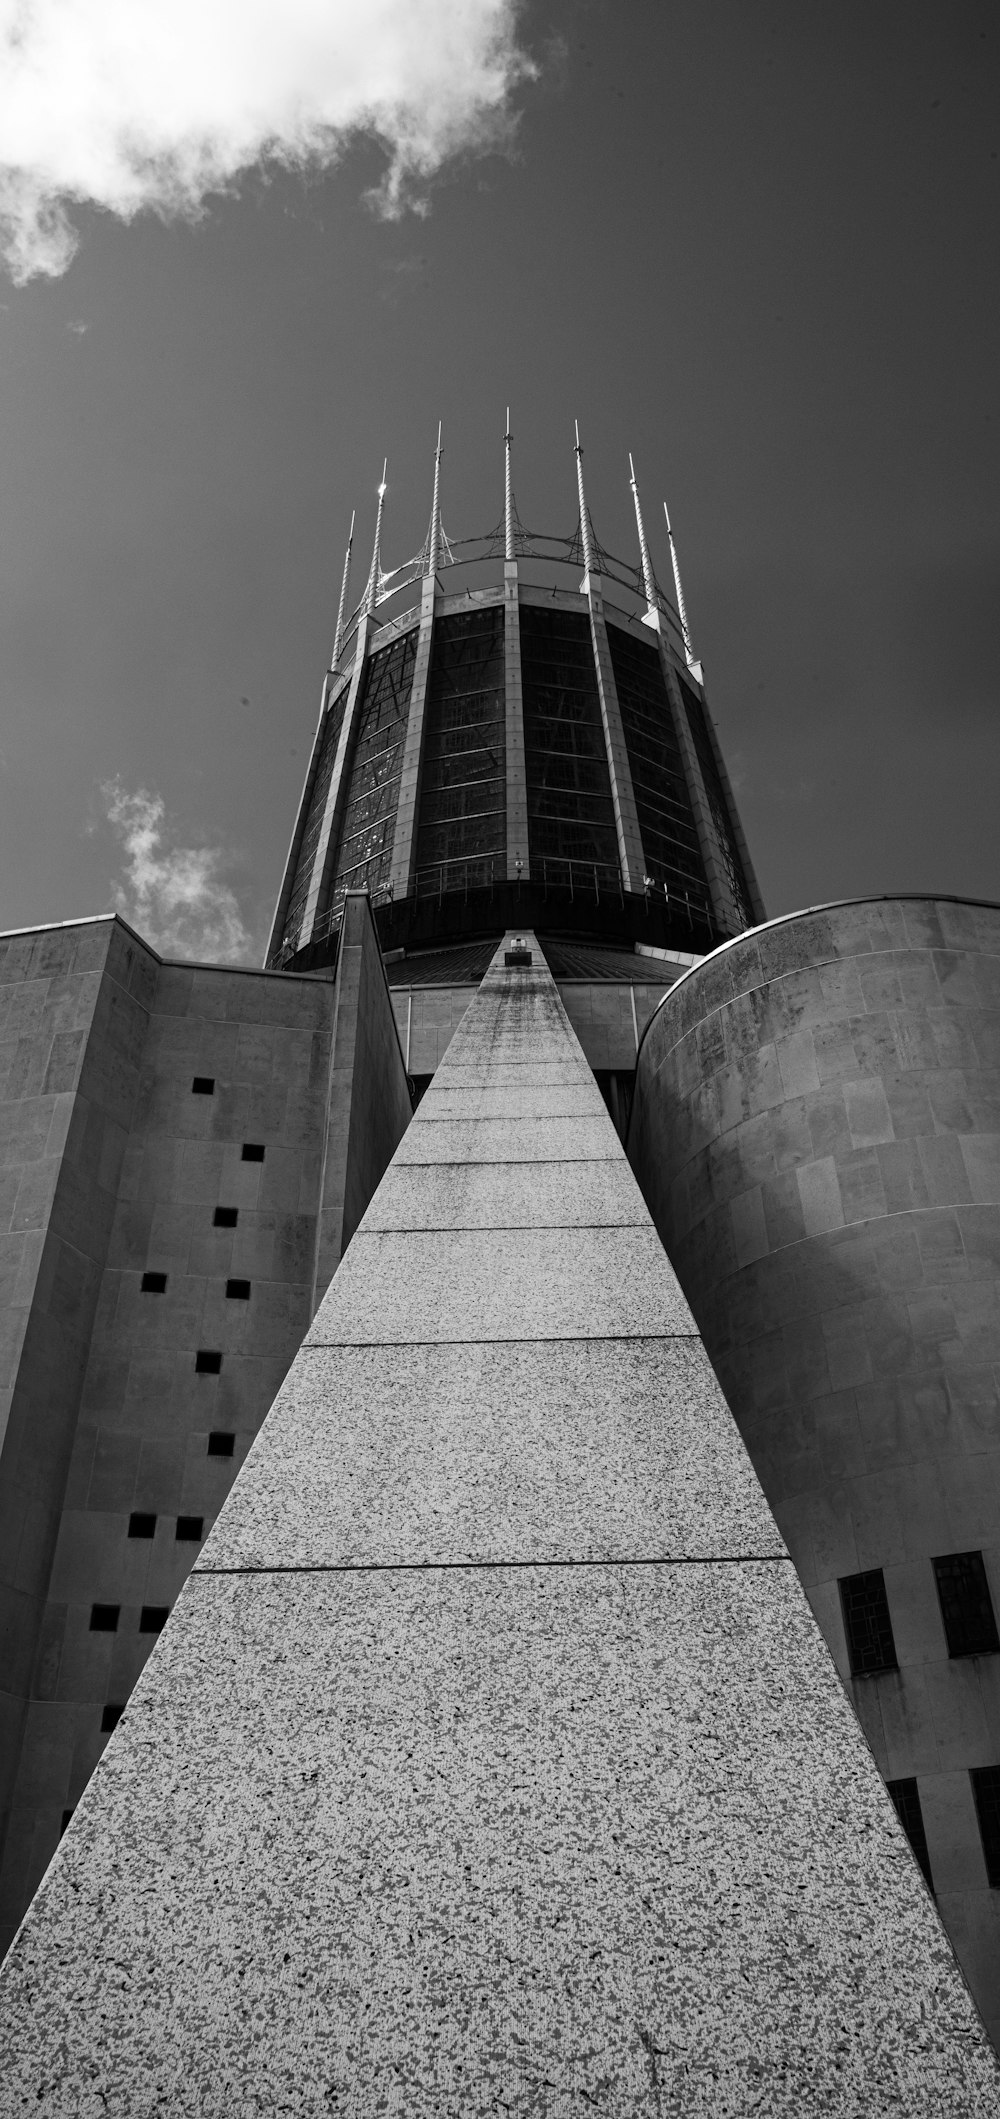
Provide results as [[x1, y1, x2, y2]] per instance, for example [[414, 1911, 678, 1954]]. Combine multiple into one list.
[[0, 0, 533, 283], [102, 779, 253, 962]]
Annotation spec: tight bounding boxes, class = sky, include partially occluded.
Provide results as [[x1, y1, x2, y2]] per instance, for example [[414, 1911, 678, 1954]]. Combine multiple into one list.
[[0, 0, 998, 962]]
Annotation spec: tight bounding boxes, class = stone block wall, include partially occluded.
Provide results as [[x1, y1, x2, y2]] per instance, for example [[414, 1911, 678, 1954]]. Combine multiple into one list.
[[628, 894, 1000, 2045], [0, 899, 411, 1947]]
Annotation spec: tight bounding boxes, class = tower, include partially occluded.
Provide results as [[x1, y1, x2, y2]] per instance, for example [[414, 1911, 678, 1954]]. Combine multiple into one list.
[[267, 423, 764, 975]]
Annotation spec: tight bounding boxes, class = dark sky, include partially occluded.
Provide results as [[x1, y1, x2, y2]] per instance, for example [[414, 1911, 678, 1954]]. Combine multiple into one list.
[[2, 0, 998, 958]]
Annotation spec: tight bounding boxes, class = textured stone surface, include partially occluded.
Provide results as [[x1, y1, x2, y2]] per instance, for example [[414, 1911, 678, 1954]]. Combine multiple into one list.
[[305, 1224, 697, 1343], [359, 1157, 647, 1230], [201, 1338, 783, 1569], [1, 1563, 996, 2117], [629, 894, 1000, 2048], [412, 1079, 607, 1121], [394, 1113, 623, 1164], [3, 926, 997, 2108]]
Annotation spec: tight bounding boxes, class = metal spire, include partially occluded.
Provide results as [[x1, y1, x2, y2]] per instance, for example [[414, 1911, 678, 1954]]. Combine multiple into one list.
[[574, 420, 597, 582], [364, 461, 388, 617], [664, 498, 701, 677], [629, 453, 658, 616], [427, 424, 442, 579], [329, 511, 355, 671], [504, 408, 514, 563]]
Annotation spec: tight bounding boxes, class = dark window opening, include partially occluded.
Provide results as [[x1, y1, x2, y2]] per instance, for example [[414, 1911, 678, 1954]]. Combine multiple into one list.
[[886, 1778, 934, 1892], [139, 1606, 168, 1634], [90, 1604, 120, 1633], [213, 1206, 238, 1228], [839, 1569, 898, 1675], [192, 1076, 215, 1095], [519, 606, 620, 886], [413, 608, 505, 899], [242, 1142, 265, 1162], [195, 1349, 223, 1374], [208, 1430, 235, 1458], [140, 1271, 167, 1294], [176, 1516, 204, 1542], [128, 1512, 156, 1539], [226, 1278, 251, 1300], [972, 1766, 1000, 1886], [933, 1552, 1000, 1659], [101, 1703, 124, 1734]]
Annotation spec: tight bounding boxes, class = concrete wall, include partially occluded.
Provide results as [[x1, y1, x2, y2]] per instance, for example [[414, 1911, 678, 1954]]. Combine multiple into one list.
[[628, 894, 1000, 2044], [0, 900, 411, 1947]]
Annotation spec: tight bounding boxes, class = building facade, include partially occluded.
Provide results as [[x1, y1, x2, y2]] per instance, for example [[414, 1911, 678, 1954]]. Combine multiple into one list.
[[0, 436, 998, 2078]]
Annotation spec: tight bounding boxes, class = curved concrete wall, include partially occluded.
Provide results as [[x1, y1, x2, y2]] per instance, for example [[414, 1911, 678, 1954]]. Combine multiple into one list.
[[629, 894, 1000, 2044]]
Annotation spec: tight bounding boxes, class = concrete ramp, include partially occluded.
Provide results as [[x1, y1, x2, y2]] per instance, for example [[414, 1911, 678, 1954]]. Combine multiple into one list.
[[0, 935, 997, 2114]]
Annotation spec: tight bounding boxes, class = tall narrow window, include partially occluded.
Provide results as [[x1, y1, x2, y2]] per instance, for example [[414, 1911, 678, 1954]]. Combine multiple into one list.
[[971, 1767, 1000, 1887], [886, 1778, 934, 1891], [933, 1552, 1000, 1659], [839, 1569, 898, 1675]]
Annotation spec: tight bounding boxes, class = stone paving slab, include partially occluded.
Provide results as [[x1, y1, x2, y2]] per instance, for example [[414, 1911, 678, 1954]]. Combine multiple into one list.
[[358, 1157, 648, 1231], [305, 1224, 697, 1344], [412, 1080, 609, 1121], [393, 1114, 625, 1164], [2, 1561, 996, 2118], [199, 1339, 783, 1569]]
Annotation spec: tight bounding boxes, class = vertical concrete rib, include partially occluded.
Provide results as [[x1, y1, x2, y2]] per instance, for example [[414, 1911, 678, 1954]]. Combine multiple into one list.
[[1, 937, 997, 2111], [652, 626, 741, 932], [585, 579, 645, 893], [503, 563, 529, 880], [388, 576, 436, 899], [297, 613, 372, 948]]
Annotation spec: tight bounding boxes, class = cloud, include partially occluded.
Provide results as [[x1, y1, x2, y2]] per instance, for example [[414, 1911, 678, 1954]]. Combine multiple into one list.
[[102, 779, 253, 962], [0, 0, 534, 283]]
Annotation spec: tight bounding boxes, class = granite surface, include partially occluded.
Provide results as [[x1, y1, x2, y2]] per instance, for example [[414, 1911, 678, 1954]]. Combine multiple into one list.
[[199, 1338, 783, 1569], [393, 1112, 622, 1164], [358, 1156, 648, 1230], [2, 1562, 997, 2117], [304, 1224, 697, 1343], [411, 1079, 608, 1121]]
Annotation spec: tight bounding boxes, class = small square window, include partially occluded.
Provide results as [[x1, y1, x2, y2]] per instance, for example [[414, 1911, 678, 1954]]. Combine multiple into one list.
[[90, 1603, 120, 1632], [213, 1206, 238, 1228], [226, 1278, 251, 1301], [176, 1515, 204, 1542], [933, 1552, 1000, 1659], [886, 1777, 934, 1891], [195, 1349, 223, 1374], [139, 1606, 168, 1634], [839, 1569, 897, 1675], [128, 1512, 156, 1539], [101, 1703, 124, 1734], [972, 1766, 1000, 1887], [192, 1076, 215, 1095], [140, 1271, 167, 1294], [241, 1142, 265, 1162], [208, 1430, 235, 1458], [60, 1809, 73, 1836]]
